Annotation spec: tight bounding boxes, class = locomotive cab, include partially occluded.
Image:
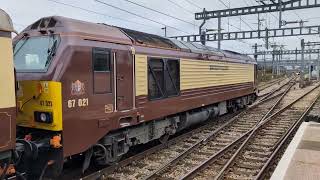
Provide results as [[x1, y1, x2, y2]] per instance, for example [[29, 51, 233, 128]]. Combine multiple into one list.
[[14, 18, 65, 178], [15, 34, 62, 131]]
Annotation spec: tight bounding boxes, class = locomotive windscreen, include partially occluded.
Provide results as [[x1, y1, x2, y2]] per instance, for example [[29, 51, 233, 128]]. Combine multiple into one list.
[[14, 35, 60, 72]]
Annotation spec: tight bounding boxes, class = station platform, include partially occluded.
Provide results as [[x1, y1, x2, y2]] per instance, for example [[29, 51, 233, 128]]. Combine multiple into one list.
[[271, 122, 320, 180]]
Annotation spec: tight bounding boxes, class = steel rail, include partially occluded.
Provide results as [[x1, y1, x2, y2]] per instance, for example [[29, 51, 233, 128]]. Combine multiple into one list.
[[258, 77, 286, 92], [254, 94, 320, 180], [80, 83, 291, 180], [179, 80, 294, 180], [214, 82, 320, 180], [142, 81, 294, 180], [257, 76, 293, 102]]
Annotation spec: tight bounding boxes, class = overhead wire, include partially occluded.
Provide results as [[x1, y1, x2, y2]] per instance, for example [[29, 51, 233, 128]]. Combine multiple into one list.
[[218, 0, 254, 30], [183, 0, 203, 10], [47, 0, 153, 28], [95, 0, 192, 34], [166, 0, 195, 15], [216, 0, 254, 47], [120, 0, 197, 26]]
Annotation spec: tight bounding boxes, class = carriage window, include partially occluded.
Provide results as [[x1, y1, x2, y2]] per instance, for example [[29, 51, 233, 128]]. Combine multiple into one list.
[[148, 58, 180, 100], [93, 48, 111, 72], [148, 58, 164, 99], [166, 60, 180, 96]]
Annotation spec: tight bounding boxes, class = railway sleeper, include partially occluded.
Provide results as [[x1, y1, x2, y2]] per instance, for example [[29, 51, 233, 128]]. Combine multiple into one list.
[[231, 123, 256, 128], [236, 160, 262, 170], [250, 142, 274, 148], [260, 128, 286, 134], [216, 158, 230, 165], [229, 127, 251, 132], [255, 134, 281, 139], [190, 155, 207, 163], [211, 141, 232, 147], [197, 150, 216, 157], [183, 139, 198, 144], [240, 154, 268, 163], [267, 124, 291, 129], [215, 137, 236, 143], [248, 144, 272, 152], [228, 167, 259, 178], [243, 150, 271, 158], [252, 138, 278, 145]]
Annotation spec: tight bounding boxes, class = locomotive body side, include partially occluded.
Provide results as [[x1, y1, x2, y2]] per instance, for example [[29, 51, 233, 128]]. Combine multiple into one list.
[[135, 54, 255, 122], [0, 9, 16, 177]]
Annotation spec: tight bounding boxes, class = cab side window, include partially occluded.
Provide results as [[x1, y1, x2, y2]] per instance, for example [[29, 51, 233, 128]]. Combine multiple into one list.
[[92, 48, 112, 94], [93, 48, 111, 72]]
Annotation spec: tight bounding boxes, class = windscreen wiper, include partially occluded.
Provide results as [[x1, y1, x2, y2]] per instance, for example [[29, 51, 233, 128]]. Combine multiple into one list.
[[45, 39, 57, 67]]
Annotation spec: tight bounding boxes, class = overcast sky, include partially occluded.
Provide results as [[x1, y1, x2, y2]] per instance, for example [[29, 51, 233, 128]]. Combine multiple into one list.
[[2, 0, 320, 59]]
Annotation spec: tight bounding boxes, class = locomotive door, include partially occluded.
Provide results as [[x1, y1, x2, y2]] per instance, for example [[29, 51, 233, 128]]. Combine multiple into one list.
[[115, 50, 133, 111]]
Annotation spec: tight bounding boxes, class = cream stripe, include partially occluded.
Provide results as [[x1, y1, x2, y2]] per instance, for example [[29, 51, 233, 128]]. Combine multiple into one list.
[[134, 55, 255, 96], [180, 59, 254, 90], [0, 36, 15, 108], [135, 54, 148, 96]]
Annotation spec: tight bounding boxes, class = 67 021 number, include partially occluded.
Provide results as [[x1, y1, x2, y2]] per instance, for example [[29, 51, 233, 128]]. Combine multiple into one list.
[[68, 98, 89, 108]]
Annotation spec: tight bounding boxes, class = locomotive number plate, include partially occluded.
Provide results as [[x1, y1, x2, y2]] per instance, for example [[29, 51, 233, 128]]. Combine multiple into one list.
[[68, 98, 89, 108], [40, 100, 53, 107]]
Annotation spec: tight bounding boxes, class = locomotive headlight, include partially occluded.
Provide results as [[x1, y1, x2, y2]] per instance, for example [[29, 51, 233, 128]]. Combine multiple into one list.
[[40, 113, 47, 122], [34, 111, 53, 123]]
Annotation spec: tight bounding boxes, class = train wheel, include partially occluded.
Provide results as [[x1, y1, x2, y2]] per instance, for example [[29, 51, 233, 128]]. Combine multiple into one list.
[[159, 134, 170, 144], [92, 144, 122, 166]]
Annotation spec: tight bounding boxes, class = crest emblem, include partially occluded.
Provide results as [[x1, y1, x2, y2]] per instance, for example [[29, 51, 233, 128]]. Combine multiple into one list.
[[71, 80, 85, 96]]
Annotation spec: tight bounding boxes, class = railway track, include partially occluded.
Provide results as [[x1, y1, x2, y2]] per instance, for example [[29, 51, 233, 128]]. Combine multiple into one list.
[[256, 77, 292, 103], [257, 77, 291, 100], [180, 82, 320, 180], [258, 77, 286, 92], [138, 81, 297, 180], [79, 78, 294, 180]]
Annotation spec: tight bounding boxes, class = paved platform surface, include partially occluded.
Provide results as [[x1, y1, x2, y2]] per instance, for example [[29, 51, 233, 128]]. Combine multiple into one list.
[[271, 122, 320, 180]]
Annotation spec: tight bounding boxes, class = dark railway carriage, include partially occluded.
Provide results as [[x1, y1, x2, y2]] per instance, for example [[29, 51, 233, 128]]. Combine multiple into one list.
[[0, 9, 16, 177], [14, 16, 257, 177]]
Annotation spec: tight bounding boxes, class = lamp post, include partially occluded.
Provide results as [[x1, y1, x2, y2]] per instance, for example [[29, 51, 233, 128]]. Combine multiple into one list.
[[162, 26, 167, 37]]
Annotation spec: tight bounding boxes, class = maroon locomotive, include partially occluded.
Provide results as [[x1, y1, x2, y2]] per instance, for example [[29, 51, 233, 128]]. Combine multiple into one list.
[[14, 16, 257, 178]]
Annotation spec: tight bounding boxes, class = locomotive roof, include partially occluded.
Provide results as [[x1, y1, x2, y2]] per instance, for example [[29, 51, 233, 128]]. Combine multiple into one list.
[[22, 16, 255, 63], [0, 9, 15, 32]]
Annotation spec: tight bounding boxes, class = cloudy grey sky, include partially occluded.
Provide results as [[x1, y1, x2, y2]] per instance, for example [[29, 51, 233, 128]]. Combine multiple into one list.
[[1, 0, 320, 58]]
